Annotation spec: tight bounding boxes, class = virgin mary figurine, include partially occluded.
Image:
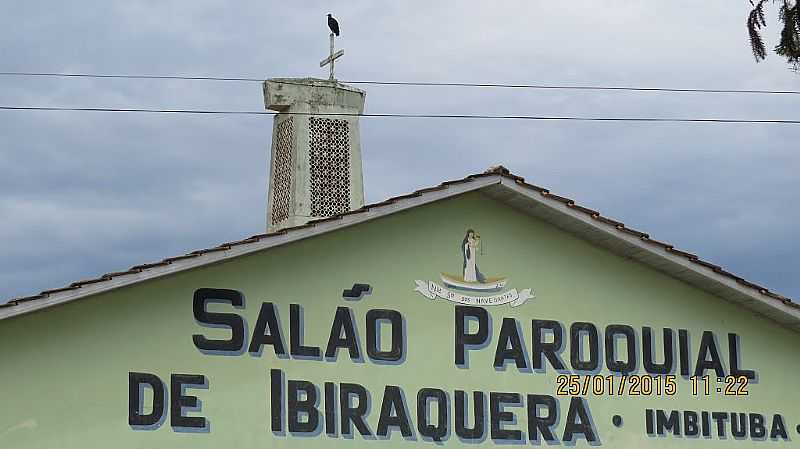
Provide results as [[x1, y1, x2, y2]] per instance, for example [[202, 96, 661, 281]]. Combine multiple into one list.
[[462, 229, 486, 283]]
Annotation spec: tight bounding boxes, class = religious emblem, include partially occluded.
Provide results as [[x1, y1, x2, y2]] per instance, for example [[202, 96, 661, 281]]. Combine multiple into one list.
[[320, 14, 344, 80], [414, 229, 534, 307]]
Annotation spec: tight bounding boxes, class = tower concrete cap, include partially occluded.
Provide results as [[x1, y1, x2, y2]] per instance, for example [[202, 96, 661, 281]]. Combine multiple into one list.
[[264, 77, 366, 114]]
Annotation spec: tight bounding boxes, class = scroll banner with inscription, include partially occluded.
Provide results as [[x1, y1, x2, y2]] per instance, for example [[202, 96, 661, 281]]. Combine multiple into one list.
[[414, 280, 533, 307]]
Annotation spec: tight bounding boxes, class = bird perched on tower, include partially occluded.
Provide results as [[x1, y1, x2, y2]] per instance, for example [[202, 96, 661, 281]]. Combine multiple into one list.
[[327, 14, 340, 36]]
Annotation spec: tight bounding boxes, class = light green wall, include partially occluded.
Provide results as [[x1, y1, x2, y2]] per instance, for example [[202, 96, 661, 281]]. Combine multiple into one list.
[[0, 192, 797, 448]]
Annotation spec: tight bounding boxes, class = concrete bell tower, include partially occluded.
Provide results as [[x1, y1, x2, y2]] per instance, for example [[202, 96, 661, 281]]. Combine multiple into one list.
[[263, 78, 366, 232]]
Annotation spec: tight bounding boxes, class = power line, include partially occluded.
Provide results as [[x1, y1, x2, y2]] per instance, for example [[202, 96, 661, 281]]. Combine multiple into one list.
[[347, 80, 800, 95], [2, 106, 800, 124], [0, 71, 262, 82], [1, 71, 799, 96]]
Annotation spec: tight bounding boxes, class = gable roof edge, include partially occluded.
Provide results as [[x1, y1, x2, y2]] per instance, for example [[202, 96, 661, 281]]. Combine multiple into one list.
[[0, 175, 501, 320], [493, 177, 800, 331], [2, 167, 796, 332]]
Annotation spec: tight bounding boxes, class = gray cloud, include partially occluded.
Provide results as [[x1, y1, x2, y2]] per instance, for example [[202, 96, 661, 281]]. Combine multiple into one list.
[[1, 0, 798, 301]]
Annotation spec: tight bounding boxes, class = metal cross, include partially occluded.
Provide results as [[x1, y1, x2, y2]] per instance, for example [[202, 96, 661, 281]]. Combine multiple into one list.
[[319, 33, 344, 81]]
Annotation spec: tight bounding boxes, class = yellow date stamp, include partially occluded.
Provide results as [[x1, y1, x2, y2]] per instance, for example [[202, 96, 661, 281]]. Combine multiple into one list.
[[555, 375, 750, 397]]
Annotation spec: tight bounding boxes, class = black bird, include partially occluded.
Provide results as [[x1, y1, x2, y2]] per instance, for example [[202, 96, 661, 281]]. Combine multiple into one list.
[[327, 14, 340, 36]]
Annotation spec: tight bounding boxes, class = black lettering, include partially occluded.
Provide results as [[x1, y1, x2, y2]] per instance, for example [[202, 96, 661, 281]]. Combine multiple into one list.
[[366, 309, 403, 362], [376, 386, 412, 437], [770, 414, 788, 439], [170, 373, 207, 430], [417, 388, 448, 441], [657, 410, 680, 436], [711, 412, 728, 437], [731, 412, 746, 438], [128, 372, 165, 428], [532, 320, 565, 370], [287, 380, 319, 433], [750, 413, 765, 439], [695, 332, 725, 377], [562, 397, 596, 442], [494, 318, 527, 369], [643, 327, 673, 374], [324, 382, 336, 435], [455, 306, 489, 366], [340, 383, 372, 436], [271, 369, 283, 432], [249, 302, 285, 355], [490, 392, 521, 441], [728, 333, 756, 380], [527, 394, 557, 442], [701, 411, 710, 437], [679, 329, 690, 377], [684, 411, 699, 436], [645, 409, 654, 434], [605, 325, 636, 373], [325, 307, 360, 360], [570, 322, 599, 372], [455, 390, 484, 440], [192, 288, 245, 352], [290, 304, 321, 358]]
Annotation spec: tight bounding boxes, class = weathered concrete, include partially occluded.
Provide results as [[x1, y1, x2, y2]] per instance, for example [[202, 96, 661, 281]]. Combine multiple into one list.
[[263, 78, 366, 232]]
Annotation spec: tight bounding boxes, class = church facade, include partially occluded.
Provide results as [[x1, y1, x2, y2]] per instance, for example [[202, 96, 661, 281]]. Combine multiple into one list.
[[0, 79, 798, 448]]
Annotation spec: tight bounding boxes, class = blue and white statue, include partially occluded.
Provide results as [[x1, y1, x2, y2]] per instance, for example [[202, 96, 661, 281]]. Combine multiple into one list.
[[439, 229, 507, 291], [462, 229, 486, 283]]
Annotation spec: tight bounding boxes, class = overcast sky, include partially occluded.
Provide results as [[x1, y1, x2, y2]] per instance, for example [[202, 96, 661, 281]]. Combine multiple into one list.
[[1, 1, 798, 302]]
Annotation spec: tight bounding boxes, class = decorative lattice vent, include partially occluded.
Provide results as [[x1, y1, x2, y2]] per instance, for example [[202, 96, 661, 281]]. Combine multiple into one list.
[[270, 117, 294, 225], [309, 117, 351, 217]]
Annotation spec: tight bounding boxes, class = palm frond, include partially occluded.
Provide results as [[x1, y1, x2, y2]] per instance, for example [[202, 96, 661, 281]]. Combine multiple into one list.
[[747, 0, 769, 61], [775, 2, 800, 69]]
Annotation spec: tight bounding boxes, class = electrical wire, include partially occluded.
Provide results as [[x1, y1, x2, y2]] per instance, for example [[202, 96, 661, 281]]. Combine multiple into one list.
[[2, 106, 799, 124], [1, 71, 799, 95]]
